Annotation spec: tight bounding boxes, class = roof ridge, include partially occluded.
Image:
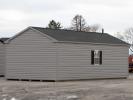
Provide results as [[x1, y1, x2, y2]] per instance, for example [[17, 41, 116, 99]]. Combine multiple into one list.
[[31, 26, 104, 34]]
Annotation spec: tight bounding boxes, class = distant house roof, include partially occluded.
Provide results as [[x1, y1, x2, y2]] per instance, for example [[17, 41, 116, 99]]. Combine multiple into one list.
[[32, 27, 128, 45]]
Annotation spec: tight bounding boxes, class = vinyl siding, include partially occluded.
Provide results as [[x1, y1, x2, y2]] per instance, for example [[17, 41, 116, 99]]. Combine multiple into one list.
[[5, 29, 57, 80], [0, 43, 5, 75], [56, 43, 129, 80], [5, 28, 129, 80]]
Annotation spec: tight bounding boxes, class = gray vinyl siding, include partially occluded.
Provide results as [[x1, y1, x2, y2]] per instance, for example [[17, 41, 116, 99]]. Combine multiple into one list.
[[56, 43, 129, 80], [5, 28, 129, 80], [0, 43, 5, 75], [5, 29, 57, 80]]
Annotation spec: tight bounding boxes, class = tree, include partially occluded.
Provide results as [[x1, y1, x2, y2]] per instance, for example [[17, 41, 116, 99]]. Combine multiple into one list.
[[47, 20, 62, 29], [71, 14, 86, 31], [115, 28, 133, 44], [124, 28, 133, 53], [85, 24, 101, 32], [124, 28, 133, 44], [115, 32, 125, 41], [115, 28, 133, 53], [70, 14, 101, 32]]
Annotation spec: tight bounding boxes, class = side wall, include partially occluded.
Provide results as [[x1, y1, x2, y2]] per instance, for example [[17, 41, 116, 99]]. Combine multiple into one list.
[[0, 43, 5, 76], [56, 43, 129, 80], [5, 29, 57, 80]]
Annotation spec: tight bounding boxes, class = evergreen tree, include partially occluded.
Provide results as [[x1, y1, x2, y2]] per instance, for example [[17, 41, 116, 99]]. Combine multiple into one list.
[[47, 20, 62, 29]]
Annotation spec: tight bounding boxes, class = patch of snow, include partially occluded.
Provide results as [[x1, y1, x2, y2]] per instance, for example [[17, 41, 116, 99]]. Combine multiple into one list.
[[66, 95, 79, 100], [11, 97, 17, 100]]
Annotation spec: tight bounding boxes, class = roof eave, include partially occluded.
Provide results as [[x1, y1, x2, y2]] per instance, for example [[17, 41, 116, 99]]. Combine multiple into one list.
[[54, 41, 130, 47]]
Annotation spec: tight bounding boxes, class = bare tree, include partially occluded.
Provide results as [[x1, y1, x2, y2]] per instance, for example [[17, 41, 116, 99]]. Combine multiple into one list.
[[115, 32, 125, 40], [71, 14, 86, 31], [115, 28, 133, 53], [85, 24, 101, 32], [125, 28, 133, 53], [115, 28, 133, 44], [124, 28, 133, 44], [70, 14, 101, 32]]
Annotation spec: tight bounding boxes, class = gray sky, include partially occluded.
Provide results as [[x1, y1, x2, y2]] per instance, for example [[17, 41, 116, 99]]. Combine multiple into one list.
[[0, 0, 133, 37]]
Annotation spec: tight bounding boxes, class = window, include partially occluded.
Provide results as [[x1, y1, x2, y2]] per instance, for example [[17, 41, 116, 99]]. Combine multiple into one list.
[[91, 50, 102, 65]]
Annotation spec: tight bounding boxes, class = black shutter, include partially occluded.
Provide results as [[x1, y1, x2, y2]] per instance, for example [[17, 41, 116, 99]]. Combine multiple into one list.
[[100, 51, 102, 64], [91, 50, 94, 65]]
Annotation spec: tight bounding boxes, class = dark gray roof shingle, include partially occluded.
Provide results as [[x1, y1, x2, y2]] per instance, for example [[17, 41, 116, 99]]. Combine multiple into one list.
[[32, 27, 128, 45]]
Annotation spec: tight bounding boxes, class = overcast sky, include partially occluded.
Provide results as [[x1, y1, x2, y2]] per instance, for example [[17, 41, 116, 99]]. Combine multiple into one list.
[[0, 0, 133, 37]]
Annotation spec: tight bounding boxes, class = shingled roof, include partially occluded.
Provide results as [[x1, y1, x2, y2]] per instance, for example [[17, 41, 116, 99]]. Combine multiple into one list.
[[32, 27, 128, 45]]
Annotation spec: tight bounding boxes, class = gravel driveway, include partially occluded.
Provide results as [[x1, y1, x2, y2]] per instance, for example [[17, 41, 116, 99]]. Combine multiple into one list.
[[0, 74, 133, 100]]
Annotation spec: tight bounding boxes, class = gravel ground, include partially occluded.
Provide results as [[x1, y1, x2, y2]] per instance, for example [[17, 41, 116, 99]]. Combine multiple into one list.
[[0, 74, 133, 100]]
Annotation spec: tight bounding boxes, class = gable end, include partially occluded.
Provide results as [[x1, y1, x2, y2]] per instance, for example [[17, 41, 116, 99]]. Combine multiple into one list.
[[5, 27, 58, 44]]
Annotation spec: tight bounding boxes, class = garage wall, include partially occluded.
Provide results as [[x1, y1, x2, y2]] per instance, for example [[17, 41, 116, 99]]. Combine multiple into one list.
[[5, 28, 57, 80]]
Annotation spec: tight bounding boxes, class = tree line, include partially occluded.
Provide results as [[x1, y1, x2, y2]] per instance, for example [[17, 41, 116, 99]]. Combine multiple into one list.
[[47, 14, 101, 32]]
